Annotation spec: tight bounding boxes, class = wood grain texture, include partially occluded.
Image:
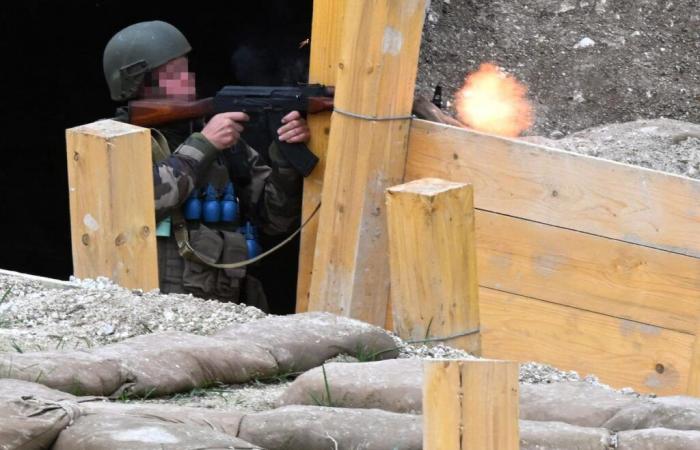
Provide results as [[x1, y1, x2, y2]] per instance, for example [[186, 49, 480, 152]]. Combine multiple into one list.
[[406, 119, 700, 258], [423, 360, 462, 450], [461, 360, 520, 450], [480, 287, 694, 395], [387, 178, 481, 354], [307, 0, 425, 325], [476, 210, 700, 334], [65, 120, 157, 290], [296, 0, 346, 313]]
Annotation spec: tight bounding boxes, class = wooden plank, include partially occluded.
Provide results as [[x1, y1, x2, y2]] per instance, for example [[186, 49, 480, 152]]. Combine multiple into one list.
[[476, 210, 700, 334], [65, 120, 158, 290], [480, 287, 695, 395], [387, 178, 481, 354], [423, 360, 520, 450], [296, 0, 346, 312], [406, 119, 700, 258], [461, 360, 520, 450], [423, 360, 462, 449], [307, 0, 426, 325]]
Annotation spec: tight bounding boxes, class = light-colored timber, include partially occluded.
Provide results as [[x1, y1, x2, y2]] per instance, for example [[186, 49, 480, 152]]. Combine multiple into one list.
[[65, 120, 158, 290], [296, 0, 346, 313], [307, 0, 426, 326], [387, 178, 481, 355], [424, 359, 520, 450]]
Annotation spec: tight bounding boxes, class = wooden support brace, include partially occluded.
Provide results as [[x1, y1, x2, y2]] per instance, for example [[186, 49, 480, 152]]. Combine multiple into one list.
[[307, 0, 426, 326], [65, 119, 158, 290], [386, 178, 481, 355], [424, 359, 520, 450], [296, 0, 347, 313]]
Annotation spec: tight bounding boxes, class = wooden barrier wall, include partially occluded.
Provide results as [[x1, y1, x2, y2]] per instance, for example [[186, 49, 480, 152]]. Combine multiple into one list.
[[405, 119, 700, 396]]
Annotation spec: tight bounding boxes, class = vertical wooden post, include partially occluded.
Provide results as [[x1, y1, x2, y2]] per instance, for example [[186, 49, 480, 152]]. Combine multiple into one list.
[[296, 0, 347, 313], [386, 178, 481, 354], [307, 0, 426, 326], [65, 119, 158, 290], [424, 360, 520, 450], [687, 332, 700, 396]]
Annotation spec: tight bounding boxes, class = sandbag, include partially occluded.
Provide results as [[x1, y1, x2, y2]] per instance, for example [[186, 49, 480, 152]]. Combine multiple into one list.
[[520, 382, 642, 427], [520, 420, 612, 450], [52, 414, 261, 450], [0, 379, 79, 402], [603, 395, 700, 431], [215, 312, 399, 372], [0, 350, 125, 396], [82, 400, 245, 437], [238, 405, 422, 450], [278, 359, 422, 413], [0, 396, 80, 450], [616, 428, 700, 449], [92, 331, 278, 396]]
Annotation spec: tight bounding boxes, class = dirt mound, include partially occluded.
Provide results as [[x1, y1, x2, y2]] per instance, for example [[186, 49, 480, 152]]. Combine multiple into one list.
[[417, 0, 699, 136]]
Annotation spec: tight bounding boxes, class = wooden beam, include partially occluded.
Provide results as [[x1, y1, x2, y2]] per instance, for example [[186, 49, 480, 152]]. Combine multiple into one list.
[[65, 120, 158, 290], [296, 0, 346, 313], [424, 359, 520, 450], [480, 287, 694, 395], [406, 119, 700, 258], [386, 178, 481, 355], [476, 210, 700, 334], [307, 0, 426, 325]]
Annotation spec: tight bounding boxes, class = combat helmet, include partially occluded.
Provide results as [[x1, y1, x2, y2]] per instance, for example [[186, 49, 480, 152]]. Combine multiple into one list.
[[103, 21, 191, 101]]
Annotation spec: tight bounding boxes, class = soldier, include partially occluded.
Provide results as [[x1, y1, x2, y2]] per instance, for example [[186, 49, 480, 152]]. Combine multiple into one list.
[[102, 21, 311, 311]]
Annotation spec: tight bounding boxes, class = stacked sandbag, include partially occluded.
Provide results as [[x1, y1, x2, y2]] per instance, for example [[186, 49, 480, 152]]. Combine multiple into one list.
[[52, 414, 261, 450], [0, 379, 82, 450], [520, 421, 612, 450], [603, 395, 700, 431], [0, 350, 125, 395], [238, 405, 422, 450], [0, 312, 399, 398], [214, 312, 399, 372], [278, 359, 423, 413]]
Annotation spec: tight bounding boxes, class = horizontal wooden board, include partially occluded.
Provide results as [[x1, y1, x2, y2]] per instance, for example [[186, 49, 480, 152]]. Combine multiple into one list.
[[476, 210, 700, 334], [480, 287, 694, 395], [406, 119, 700, 258]]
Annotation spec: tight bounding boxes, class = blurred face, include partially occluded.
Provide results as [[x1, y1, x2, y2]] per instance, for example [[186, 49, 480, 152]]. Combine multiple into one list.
[[147, 56, 196, 100]]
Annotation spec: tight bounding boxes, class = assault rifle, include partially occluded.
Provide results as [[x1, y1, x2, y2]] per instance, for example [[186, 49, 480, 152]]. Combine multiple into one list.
[[129, 84, 335, 176]]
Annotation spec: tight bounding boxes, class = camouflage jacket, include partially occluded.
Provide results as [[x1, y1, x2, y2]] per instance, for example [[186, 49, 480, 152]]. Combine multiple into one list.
[[152, 124, 303, 236]]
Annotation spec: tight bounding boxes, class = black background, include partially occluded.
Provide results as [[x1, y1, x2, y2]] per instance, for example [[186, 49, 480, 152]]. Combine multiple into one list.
[[0, 1, 313, 312]]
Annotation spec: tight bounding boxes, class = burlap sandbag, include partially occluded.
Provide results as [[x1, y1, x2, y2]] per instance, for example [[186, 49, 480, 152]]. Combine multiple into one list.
[[82, 400, 245, 437], [520, 420, 612, 450], [0, 379, 79, 402], [0, 350, 125, 396], [238, 405, 422, 450], [92, 331, 278, 397], [215, 312, 399, 372], [616, 428, 700, 449], [603, 396, 700, 431], [278, 359, 423, 413], [0, 396, 81, 450], [52, 414, 261, 450]]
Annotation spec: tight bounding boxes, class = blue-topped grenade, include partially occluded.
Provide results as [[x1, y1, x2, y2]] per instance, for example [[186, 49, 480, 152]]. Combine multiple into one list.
[[220, 182, 238, 223], [244, 222, 262, 258], [202, 184, 221, 223], [183, 187, 202, 221]]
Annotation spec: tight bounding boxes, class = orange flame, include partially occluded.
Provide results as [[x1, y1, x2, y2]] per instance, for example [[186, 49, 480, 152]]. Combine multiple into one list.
[[455, 63, 533, 137]]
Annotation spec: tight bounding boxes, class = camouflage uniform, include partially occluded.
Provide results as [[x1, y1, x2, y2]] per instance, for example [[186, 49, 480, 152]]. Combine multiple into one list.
[[147, 118, 302, 310]]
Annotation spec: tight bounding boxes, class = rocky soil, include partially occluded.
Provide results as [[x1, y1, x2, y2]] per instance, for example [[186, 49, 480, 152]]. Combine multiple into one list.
[[417, 0, 699, 136]]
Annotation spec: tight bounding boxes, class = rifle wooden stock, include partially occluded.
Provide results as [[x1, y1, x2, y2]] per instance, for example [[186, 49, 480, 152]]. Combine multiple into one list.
[[128, 98, 215, 127]]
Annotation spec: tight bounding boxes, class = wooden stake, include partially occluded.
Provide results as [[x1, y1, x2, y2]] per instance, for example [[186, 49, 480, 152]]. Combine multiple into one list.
[[296, 0, 346, 313], [424, 359, 520, 450], [65, 119, 158, 290], [307, 0, 426, 326], [386, 178, 481, 355]]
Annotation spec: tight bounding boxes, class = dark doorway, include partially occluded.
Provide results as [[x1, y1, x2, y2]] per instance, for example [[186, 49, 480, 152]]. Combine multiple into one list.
[[0, 1, 313, 314]]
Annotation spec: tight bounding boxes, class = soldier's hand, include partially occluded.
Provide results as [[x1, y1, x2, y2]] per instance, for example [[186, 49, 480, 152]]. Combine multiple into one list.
[[202, 112, 249, 150], [277, 111, 311, 143]]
